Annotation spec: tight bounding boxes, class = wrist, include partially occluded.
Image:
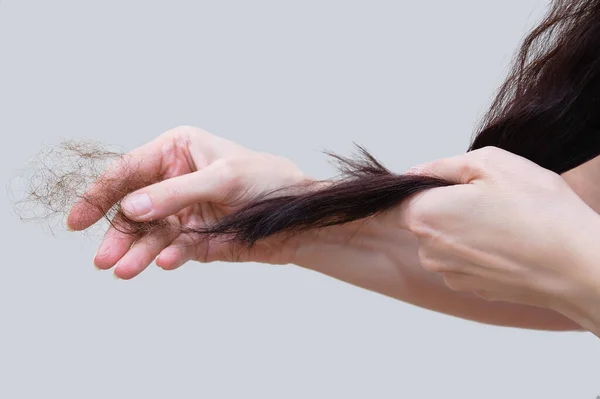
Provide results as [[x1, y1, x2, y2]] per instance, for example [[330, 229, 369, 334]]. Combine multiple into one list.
[[289, 218, 395, 268], [556, 229, 600, 334], [287, 207, 406, 274], [279, 178, 393, 267]]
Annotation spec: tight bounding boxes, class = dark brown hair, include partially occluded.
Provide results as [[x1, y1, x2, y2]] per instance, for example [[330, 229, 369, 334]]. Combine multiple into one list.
[[15, 0, 600, 248]]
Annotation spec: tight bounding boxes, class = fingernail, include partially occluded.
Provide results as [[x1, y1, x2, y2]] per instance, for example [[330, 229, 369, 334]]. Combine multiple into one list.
[[122, 193, 152, 217], [93, 258, 104, 270]]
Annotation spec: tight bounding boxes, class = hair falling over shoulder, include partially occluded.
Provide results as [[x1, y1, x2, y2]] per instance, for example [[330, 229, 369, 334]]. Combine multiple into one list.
[[14, 0, 600, 247]]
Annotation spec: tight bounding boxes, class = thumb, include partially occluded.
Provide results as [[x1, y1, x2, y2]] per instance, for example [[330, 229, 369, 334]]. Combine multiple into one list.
[[396, 149, 500, 231], [120, 161, 234, 221], [406, 148, 502, 184]]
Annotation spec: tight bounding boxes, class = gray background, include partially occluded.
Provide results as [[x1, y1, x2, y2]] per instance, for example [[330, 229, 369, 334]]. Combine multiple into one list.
[[1, 1, 598, 398]]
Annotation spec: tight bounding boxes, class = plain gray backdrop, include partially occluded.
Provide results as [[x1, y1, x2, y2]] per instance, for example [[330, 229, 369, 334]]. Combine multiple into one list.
[[1, 1, 599, 398]]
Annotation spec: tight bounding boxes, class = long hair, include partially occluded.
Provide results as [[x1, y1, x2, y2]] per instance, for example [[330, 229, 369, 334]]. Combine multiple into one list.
[[16, 0, 600, 247]]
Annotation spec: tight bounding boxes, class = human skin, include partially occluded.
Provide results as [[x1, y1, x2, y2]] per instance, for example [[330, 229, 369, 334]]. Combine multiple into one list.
[[68, 126, 600, 333], [398, 149, 600, 336]]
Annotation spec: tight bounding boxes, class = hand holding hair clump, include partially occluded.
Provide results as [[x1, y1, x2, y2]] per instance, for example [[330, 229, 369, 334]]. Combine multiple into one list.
[[14, 125, 450, 279]]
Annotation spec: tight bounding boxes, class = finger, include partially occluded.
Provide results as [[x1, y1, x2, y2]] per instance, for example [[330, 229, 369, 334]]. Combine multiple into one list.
[[113, 221, 179, 280], [395, 183, 478, 231], [410, 154, 481, 185], [156, 233, 203, 270], [94, 224, 136, 270], [408, 146, 515, 184], [66, 138, 165, 231], [120, 161, 231, 222]]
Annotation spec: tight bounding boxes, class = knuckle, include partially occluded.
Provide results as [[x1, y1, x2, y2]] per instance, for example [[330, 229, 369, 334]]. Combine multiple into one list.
[[163, 126, 186, 139], [541, 172, 568, 194], [476, 146, 502, 160], [469, 146, 503, 171], [460, 160, 479, 179], [169, 125, 196, 135], [468, 156, 489, 174], [164, 125, 209, 141]]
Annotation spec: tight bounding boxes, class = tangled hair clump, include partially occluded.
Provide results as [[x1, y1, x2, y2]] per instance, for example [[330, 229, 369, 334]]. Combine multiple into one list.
[[13, 140, 168, 237]]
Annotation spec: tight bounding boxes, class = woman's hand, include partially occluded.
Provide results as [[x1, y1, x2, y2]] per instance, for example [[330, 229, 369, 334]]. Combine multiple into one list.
[[67, 126, 309, 279], [399, 147, 600, 334]]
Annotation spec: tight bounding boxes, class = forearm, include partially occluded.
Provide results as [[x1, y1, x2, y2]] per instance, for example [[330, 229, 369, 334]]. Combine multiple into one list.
[[552, 230, 600, 336], [290, 220, 583, 331]]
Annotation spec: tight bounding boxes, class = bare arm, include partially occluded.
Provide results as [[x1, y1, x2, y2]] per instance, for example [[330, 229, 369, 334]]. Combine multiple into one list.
[[57, 127, 585, 331], [290, 212, 583, 331]]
